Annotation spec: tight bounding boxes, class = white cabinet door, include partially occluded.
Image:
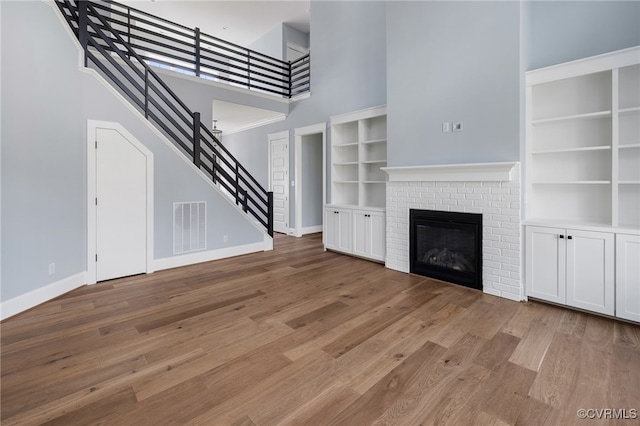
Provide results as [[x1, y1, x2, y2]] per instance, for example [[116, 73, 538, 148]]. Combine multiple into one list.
[[337, 209, 352, 253], [369, 211, 386, 261], [566, 230, 614, 316], [526, 226, 566, 304], [352, 210, 385, 261], [353, 211, 368, 258], [324, 207, 339, 250], [324, 207, 352, 253], [616, 234, 640, 322]]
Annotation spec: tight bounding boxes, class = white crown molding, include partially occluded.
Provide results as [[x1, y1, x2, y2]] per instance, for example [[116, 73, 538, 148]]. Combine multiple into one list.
[[223, 114, 287, 135], [382, 162, 519, 182], [526, 45, 640, 86]]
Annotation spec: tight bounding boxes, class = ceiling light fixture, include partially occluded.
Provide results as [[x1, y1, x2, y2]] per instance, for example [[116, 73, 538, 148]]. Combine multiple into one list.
[[212, 120, 223, 139]]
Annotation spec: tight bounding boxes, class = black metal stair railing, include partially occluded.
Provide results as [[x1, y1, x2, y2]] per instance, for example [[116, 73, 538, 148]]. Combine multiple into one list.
[[63, 0, 310, 98], [56, 0, 274, 236]]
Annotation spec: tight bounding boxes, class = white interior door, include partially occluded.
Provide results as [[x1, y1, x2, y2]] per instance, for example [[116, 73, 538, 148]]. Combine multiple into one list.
[[96, 128, 147, 281], [269, 131, 289, 234]]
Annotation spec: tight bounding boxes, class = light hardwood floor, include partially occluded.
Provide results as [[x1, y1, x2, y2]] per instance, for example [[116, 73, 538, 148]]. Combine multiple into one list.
[[1, 233, 639, 425]]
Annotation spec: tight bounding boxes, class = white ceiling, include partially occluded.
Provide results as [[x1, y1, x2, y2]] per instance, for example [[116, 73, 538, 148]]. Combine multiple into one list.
[[212, 100, 285, 135], [118, 0, 310, 48]]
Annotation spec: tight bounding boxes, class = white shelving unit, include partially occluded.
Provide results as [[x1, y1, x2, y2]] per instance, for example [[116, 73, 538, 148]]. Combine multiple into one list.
[[525, 46, 640, 322], [325, 105, 387, 262], [526, 48, 640, 230]]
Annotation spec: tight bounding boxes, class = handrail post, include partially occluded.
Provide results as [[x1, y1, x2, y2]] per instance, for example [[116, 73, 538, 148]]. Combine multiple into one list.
[[242, 189, 248, 213], [247, 51, 251, 90], [288, 61, 292, 98], [144, 68, 149, 118], [235, 163, 240, 206], [267, 191, 274, 237], [78, 0, 88, 67], [127, 6, 131, 59], [212, 147, 217, 185], [193, 112, 201, 168], [195, 27, 201, 77]]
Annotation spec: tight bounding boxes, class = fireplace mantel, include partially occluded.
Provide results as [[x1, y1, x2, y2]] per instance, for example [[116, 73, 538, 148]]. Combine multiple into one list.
[[382, 162, 519, 182]]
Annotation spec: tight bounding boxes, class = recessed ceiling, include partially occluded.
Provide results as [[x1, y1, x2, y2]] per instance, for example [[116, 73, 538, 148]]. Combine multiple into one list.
[[118, 0, 310, 48]]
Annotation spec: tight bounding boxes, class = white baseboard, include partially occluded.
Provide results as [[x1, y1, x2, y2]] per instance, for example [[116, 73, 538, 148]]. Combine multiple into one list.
[[1, 272, 87, 321], [0, 238, 274, 321], [154, 238, 273, 271], [292, 225, 323, 238], [301, 226, 323, 235]]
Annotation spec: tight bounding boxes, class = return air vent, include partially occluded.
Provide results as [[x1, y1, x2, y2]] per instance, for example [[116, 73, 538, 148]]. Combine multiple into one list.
[[173, 202, 206, 254]]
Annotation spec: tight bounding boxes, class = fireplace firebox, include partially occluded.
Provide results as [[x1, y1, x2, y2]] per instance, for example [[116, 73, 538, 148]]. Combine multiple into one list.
[[410, 209, 482, 290]]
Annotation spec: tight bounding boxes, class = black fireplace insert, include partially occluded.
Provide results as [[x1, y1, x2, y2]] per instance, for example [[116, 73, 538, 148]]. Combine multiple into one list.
[[410, 209, 482, 290]]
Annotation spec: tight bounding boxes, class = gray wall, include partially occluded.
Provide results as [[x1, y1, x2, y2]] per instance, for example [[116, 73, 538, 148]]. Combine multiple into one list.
[[2, 1, 85, 301], [249, 23, 309, 62], [302, 133, 323, 228], [527, 1, 640, 70], [249, 23, 284, 60], [1, 1, 263, 302], [283, 24, 310, 60], [386, 1, 522, 167], [224, 0, 387, 228]]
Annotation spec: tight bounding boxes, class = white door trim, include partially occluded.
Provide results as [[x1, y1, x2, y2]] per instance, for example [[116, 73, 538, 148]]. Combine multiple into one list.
[[268, 130, 290, 235], [87, 120, 154, 284], [294, 123, 326, 238]]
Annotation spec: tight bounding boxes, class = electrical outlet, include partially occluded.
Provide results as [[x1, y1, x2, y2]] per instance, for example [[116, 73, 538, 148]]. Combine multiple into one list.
[[223, 235, 228, 243], [442, 122, 450, 133], [48, 263, 56, 275], [452, 122, 463, 132]]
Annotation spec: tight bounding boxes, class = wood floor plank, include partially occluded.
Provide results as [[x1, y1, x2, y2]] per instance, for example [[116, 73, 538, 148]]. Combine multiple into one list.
[[473, 331, 521, 371], [277, 382, 361, 426], [370, 333, 488, 425], [1, 233, 638, 425], [528, 332, 581, 408], [39, 387, 138, 426], [508, 313, 562, 372], [325, 341, 448, 426], [478, 361, 538, 425]]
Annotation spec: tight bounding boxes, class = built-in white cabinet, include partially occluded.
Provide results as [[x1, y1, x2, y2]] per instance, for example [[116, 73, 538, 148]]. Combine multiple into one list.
[[324, 206, 385, 262], [330, 105, 387, 209], [525, 47, 639, 322], [525, 47, 640, 229], [353, 210, 385, 262], [324, 105, 387, 262], [526, 226, 614, 316], [616, 234, 640, 322], [324, 207, 352, 253]]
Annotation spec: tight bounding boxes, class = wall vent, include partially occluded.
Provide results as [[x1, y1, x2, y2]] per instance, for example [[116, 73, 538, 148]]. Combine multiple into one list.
[[173, 202, 206, 254]]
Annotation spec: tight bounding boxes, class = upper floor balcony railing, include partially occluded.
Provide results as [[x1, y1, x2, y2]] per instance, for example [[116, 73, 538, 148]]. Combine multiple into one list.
[[84, 0, 310, 98]]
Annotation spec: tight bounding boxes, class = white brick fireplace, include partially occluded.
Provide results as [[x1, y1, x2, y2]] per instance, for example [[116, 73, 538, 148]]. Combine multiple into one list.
[[383, 162, 523, 301]]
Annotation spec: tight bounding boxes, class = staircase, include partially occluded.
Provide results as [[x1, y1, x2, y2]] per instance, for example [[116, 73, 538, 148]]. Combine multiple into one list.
[[53, 0, 310, 237]]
